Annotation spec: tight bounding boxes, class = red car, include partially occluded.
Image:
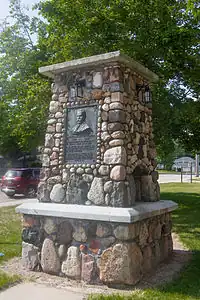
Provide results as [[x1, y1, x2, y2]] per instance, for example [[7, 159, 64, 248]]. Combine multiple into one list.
[[1, 168, 40, 197]]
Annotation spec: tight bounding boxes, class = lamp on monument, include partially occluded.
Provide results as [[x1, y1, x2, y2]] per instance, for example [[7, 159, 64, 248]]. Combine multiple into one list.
[[144, 85, 151, 103]]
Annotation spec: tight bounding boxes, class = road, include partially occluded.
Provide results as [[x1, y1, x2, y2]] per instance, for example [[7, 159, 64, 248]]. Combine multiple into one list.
[[158, 173, 198, 183], [0, 190, 37, 207]]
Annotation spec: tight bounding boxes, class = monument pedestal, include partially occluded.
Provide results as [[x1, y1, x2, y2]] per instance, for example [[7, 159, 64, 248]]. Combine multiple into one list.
[[16, 200, 177, 285], [16, 51, 177, 286]]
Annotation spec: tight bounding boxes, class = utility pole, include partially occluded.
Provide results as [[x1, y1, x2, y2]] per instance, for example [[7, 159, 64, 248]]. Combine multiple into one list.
[[195, 154, 199, 177]]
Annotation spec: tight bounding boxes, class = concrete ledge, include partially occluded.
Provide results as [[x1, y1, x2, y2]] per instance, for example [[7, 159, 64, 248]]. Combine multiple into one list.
[[16, 200, 177, 223], [39, 51, 158, 82]]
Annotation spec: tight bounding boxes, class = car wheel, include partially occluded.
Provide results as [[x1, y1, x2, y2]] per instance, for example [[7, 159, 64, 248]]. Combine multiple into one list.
[[26, 186, 36, 198], [6, 192, 15, 198]]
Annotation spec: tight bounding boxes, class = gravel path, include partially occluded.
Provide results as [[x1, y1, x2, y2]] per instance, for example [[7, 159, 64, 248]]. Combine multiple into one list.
[[0, 233, 192, 297]]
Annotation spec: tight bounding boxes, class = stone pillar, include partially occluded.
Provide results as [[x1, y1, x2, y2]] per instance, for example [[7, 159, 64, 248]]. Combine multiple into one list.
[[38, 51, 160, 207]]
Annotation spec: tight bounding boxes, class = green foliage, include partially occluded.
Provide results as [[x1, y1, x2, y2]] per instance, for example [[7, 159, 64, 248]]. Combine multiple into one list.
[[0, 1, 51, 155], [36, 0, 200, 154], [0, 0, 199, 156]]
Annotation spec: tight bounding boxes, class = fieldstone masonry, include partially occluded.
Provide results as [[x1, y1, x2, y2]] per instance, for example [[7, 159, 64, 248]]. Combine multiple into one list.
[[16, 51, 177, 286]]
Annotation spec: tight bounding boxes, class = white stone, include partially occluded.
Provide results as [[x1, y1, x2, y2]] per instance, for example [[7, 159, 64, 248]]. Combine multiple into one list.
[[55, 112, 63, 118], [42, 154, 50, 167], [111, 131, 125, 139], [102, 104, 109, 112], [62, 246, 81, 279], [88, 177, 104, 205], [109, 139, 124, 147], [56, 123, 62, 133], [50, 183, 65, 203], [93, 72, 103, 88], [22, 242, 39, 270], [104, 146, 127, 165], [49, 101, 60, 114], [55, 139, 60, 147], [110, 165, 126, 181], [101, 122, 107, 131]]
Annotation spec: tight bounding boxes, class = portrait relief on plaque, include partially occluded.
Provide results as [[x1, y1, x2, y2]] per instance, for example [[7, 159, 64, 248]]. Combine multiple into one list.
[[65, 105, 98, 164]]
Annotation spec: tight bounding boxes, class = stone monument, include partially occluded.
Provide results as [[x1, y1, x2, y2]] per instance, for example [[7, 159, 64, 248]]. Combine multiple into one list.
[[16, 51, 177, 285]]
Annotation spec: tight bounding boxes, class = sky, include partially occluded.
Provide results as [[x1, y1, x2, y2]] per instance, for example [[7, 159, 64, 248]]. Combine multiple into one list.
[[0, 0, 39, 21]]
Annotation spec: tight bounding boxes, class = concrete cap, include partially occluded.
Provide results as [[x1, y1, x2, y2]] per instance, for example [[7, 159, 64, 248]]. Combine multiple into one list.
[[39, 51, 159, 82], [16, 200, 177, 223]]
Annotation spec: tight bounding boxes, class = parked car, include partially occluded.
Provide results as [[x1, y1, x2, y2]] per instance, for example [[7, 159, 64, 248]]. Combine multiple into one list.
[[1, 168, 40, 197]]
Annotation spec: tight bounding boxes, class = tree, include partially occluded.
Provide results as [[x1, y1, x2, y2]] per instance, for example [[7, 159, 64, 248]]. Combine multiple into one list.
[[0, 1, 51, 157], [0, 0, 199, 158], [35, 0, 199, 154]]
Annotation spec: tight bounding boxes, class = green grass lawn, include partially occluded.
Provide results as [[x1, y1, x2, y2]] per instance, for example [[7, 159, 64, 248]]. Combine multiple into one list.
[[89, 183, 200, 300], [158, 170, 181, 174], [0, 207, 21, 289]]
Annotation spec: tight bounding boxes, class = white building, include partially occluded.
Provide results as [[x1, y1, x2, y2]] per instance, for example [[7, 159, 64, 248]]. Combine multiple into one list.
[[172, 156, 195, 172]]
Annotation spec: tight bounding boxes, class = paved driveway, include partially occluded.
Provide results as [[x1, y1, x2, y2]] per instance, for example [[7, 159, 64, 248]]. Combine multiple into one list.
[[0, 190, 37, 207]]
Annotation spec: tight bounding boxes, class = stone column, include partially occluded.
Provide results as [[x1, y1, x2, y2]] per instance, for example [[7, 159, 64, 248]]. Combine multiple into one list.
[[38, 51, 160, 207]]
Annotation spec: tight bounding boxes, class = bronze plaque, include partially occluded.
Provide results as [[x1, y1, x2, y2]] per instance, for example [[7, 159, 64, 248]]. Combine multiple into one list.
[[65, 105, 98, 164]]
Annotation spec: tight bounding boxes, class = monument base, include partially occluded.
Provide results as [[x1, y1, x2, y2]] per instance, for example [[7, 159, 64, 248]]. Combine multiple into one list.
[[16, 200, 177, 286]]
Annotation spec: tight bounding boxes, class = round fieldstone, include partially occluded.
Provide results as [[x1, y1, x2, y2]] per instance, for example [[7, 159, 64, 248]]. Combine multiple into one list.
[[56, 123, 62, 133], [62, 246, 81, 279], [110, 165, 126, 181], [109, 102, 124, 110], [101, 122, 107, 131], [49, 101, 60, 114], [47, 125, 55, 133], [111, 131, 125, 139], [73, 223, 87, 242], [44, 218, 57, 235], [76, 167, 84, 175], [109, 139, 124, 147], [104, 97, 111, 104], [102, 104, 109, 111], [41, 238, 61, 275], [108, 122, 124, 133], [58, 244, 67, 260], [88, 177, 104, 205], [48, 118, 56, 125], [96, 223, 113, 238], [102, 111, 108, 121], [42, 154, 50, 167], [57, 221, 72, 244], [82, 174, 93, 182], [55, 112, 63, 118], [52, 93, 59, 101], [98, 165, 110, 176], [50, 183, 65, 203], [104, 181, 113, 193], [85, 168, 93, 174], [104, 146, 127, 165], [109, 110, 125, 123], [101, 132, 111, 141], [22, 242, 39, 270]]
